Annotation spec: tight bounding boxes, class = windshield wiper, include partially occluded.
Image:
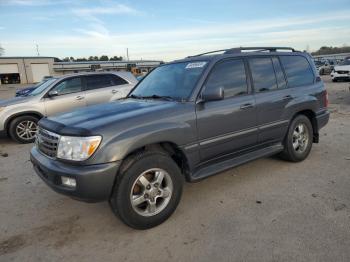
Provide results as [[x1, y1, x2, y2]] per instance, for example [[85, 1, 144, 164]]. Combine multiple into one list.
[[128, 94, 143, 99], [129, 94, 176, 101], [144, 95, 176, 101]]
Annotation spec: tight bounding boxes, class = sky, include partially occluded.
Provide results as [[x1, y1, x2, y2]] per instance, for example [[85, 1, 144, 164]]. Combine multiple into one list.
[[0, 0, 350, 61]]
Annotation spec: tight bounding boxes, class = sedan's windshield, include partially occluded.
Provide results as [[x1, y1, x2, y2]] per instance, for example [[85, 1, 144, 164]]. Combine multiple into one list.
[[29, 78, 57, 96], [340, 59, 350, 66], [129, 61, 207, 101]]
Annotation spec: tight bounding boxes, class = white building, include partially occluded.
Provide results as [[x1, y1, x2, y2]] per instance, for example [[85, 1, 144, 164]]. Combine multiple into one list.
[[0, 57, 163, 85]]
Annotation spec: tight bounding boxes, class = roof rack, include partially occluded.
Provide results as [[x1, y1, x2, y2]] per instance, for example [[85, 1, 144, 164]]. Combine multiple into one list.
[[188, 47, 297, 58]]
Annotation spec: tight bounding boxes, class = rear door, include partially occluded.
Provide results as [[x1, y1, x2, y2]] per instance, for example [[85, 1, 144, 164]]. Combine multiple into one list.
[[249, 56, 290, 144], [44, 76, 86, 116], [84, 74, 130, 106], [196, 58, 258, 162]]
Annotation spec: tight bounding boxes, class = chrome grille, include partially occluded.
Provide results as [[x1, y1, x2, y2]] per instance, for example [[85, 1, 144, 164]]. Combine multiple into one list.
[[36, 128, 60, 158]]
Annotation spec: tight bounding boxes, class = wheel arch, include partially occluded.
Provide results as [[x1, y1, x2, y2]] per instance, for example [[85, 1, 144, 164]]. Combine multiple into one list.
[[292, 109, 318, 143], [4, 111, 43, 133], [119, 141, 191, 182]]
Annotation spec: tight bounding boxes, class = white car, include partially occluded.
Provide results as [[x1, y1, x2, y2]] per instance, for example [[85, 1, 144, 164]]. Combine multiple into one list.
[[331, 59, 350, 82], [0, 72, 137, 143]]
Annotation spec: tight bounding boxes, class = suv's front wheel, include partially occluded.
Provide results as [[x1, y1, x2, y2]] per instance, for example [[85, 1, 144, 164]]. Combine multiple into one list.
[[9, 115, 39, 143], [280, 115, 313, 162], [110, 151, 184, 229]]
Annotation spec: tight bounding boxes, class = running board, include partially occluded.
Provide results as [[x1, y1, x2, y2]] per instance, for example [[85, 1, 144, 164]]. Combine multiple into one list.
[[190, 144, 284, 182]]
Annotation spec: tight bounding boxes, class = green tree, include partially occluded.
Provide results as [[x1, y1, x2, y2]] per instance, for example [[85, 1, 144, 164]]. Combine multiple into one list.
[[62, 57, 70, 62], [312, 45, 350, 56], [110, 55, 123, 61], [99, 55, 109, 61], [69, 56, 75, 61], [76, 57, 87, 62]]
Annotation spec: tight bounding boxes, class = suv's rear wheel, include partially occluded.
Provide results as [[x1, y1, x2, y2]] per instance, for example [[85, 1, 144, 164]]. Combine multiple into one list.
[[110, 151, 184, 229], [280, 115, 313, 162], [9, 115, 39, 143]]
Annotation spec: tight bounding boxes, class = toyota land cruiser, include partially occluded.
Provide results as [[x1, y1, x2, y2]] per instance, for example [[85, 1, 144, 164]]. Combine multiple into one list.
[[30, 47, 329, 229]]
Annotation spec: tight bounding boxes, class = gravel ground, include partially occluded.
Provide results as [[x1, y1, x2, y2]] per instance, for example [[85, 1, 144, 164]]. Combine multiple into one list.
[[0, 76, 349, 262]]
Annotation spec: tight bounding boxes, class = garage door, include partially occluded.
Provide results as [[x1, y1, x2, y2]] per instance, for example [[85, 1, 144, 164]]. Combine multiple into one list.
[[31, 63, 50, 82], [0, 64, 19, 74]]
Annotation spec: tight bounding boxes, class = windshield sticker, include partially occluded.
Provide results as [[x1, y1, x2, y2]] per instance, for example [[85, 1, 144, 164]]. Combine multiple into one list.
[[185, 62, 207, 69]]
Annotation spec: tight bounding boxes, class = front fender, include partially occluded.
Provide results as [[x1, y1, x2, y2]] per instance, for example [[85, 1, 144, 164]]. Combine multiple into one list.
[[87, 121, 196, 164]]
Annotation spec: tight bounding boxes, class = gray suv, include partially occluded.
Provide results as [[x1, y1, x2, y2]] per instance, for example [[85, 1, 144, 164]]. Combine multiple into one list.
[[30, 47, 329, 229], [0, 72, 137, 143]]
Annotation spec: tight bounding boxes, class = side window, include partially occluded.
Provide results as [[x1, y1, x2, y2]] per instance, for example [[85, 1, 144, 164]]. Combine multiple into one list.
[[51, 77, 82, 95], [249, 57, 277, 92], [205, 59, 247, 98], [272, 57, 287, 89], [280, 56, 314, 87], [85, 75, 114, 90], [111, 75, 128, 85]]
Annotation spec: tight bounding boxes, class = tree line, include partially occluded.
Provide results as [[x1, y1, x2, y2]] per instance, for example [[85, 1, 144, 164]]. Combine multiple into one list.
[[311, 45, 350, 56], [58, 55, 123, 62]]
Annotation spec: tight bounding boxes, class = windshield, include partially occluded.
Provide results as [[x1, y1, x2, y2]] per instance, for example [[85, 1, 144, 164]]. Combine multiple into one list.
[[129, 61, 207, 101], [29, 78, 57, 96], [33, 79, 49, 88], [340, 59, 350, 66]]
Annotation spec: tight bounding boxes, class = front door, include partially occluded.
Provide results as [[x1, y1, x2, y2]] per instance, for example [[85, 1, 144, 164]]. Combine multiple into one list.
[[44, 76, 86, 116], [196, 59, 258, 162]]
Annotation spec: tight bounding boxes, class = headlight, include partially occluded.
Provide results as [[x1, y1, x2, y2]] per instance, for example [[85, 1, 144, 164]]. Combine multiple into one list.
[[57, 136, 102, 161]]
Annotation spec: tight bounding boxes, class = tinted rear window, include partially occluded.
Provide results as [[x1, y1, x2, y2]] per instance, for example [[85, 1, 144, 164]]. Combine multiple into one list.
[[272, 57, 287, 89], [85, 75, 114, 90], [111, 75, 128, 85], [280, 56, 314, 87], [249, 57, 277, 92]]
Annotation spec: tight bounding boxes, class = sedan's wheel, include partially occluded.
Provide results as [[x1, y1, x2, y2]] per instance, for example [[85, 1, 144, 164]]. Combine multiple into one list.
[[279, 115, 313, 162], [110, 151, 184, 229], [9, 115, 39, 143]]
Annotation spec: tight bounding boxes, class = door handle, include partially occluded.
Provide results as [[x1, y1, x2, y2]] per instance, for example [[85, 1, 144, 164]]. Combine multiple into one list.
[[282, 95, 292, 101], [112, 89, 119, 94], [76, 96, 85, 100], [240, 103, 254, 110]]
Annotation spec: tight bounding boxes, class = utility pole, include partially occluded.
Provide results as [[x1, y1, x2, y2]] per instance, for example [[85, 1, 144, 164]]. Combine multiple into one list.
[[126, 48, 129, 61], [36, 43, 40, 56]]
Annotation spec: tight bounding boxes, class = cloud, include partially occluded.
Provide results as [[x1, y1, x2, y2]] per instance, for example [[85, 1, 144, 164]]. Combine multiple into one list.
[[3, 10, 350, 60], [3, 0, 68, 6], [73, 4, 140, 16], [71, 3, 141, 24]]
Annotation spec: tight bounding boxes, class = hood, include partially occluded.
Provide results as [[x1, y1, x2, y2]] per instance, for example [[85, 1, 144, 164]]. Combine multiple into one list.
[[334, 65, 350, 71], [39, 98, 182, 136], [0, 96, 34, 107]]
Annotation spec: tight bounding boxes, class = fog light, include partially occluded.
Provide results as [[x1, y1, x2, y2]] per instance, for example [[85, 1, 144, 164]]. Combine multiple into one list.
[[61, 176, 76, 188]]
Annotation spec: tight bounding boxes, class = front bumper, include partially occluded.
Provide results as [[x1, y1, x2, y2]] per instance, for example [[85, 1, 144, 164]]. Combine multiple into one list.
[[30, 147, 121, 202], [331, 72, 350, 80]]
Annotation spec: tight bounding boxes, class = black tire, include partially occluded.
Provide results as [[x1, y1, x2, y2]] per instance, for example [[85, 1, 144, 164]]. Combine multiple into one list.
[[332, 78, 337, 82], [319, 69, 324, 75], [9, 115, 39, 143], [110, 151, 184, 229], [279, 115, 313, 162]]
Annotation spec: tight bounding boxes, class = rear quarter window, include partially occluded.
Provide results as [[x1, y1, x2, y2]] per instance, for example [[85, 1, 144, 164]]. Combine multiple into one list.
[[280, 56, 314, 87]]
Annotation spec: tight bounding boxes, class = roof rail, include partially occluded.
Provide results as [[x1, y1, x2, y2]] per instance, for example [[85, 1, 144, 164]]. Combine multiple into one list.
[[188, 47, 297, 58]]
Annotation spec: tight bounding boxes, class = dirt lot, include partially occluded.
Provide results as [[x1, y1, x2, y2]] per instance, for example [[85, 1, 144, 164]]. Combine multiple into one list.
[[0, 76, 349, 262]]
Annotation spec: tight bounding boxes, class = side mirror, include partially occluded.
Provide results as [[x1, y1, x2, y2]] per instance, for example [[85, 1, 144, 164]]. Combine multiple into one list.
[[48, 90, 59, 97], [200, 86, 224, 102]]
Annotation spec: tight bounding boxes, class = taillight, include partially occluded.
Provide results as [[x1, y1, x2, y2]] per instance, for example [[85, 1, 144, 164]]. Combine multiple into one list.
[[324, 90, 329, 108]]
